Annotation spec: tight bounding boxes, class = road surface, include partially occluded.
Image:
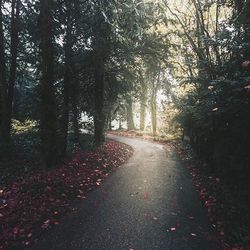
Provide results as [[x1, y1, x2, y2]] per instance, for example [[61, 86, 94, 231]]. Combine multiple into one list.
[[34, 135, 218, 250]]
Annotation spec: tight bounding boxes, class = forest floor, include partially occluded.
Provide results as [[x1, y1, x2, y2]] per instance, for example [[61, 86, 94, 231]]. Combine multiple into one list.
[[32, 134, 217, 250], [0, 129, 249, 249], [108, 130, 250, 249], [0, 131, 133, 249]]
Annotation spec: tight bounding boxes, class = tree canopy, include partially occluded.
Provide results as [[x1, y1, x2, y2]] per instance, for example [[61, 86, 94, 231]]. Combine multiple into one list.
[[0, 0, 249, 175]]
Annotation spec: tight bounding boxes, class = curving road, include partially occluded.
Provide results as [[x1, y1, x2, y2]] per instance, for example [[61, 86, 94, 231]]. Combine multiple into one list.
[[34, 135, 218, 250]]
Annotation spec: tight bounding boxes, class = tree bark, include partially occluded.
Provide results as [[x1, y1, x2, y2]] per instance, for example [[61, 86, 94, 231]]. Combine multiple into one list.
[[71, 49, 80, 143], [140, 80, 147, 131], [93, 7, 108, 146], [119, 116, 123, 129], [151, 91, 157, 136], [126, 97, 135, 131], [60, 0, 73, 156], [106, 110, 112, 130], [72, 99, 80, 142], [40, 0, 57, 167], [94, 60, 105, 146], [0, 0, 8, 143], [150, 71, 160, 137], [6, 0, 20, 141]]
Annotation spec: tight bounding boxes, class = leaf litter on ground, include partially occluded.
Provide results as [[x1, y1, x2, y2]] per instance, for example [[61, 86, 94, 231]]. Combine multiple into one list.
[[0, 140, 133, 249]]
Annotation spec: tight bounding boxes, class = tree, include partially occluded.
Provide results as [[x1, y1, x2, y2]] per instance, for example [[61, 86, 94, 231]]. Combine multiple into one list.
[[126, 96, 135, 130], [6, 0, 20, 140], [39, 0, 58, 166], [139, 72, 148, 131], [59, 0, 79, 156], [0, 0, 8, 144], [0, 0, 20, 144]]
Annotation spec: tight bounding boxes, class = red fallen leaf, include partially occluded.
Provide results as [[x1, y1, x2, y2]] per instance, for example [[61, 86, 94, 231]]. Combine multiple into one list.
[[0, 140, 133, 249], [77, 195, 86, 199], [53, 211, 59, 215], [41, 220, 50, 229], [78, 189, 84, 194], [144, 192, 150, 200], [25, 241, 30, 246], [27, 233, 32, 238], [12, 227, 19, 235], [45, 186, 52, 192], [54, 221, 59, 225]]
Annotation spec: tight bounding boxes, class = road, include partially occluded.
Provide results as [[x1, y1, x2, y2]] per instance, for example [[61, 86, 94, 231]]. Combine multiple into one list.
[[34, 135, 218, 250]]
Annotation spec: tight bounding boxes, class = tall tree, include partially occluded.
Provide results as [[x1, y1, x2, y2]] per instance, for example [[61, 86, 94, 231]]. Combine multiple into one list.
[[0, 0, 8, 143], [126, 96, 135, 130], [6, 0, 20, 140], [60, 0, 74, 156], [92, 1, 110, 146], [139, 71, 148, 131], [39, 0, 57, 166], [0, 0, 20, 144]]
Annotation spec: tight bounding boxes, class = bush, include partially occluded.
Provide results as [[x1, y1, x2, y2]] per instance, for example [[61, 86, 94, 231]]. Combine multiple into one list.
[[11, 119, 38, 134]]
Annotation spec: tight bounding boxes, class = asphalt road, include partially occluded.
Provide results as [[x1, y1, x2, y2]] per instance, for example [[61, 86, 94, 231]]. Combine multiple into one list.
[[34, 135, 218, 250]]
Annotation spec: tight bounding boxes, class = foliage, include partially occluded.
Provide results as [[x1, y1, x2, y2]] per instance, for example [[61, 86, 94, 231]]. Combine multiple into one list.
[[162, 0, 250, 178], [11, 119, 38, 133]]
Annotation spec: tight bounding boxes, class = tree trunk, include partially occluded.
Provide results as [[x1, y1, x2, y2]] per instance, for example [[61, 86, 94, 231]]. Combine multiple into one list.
[[119, 116, 122, 129], [140, 81, 147, 131], [234, 0, 250, 58], [71, 57, 80, 143], [6, 0, 20, 141], [60, 1, 73, 156], [94, 60, 105, 146], [243, 2, 250, 58], [40, 0, 57, 167], [93, 8, 107, 146], [0, 0, 8, 143], [126, 97, 135, 131], [151, 92, 157, 136], [106, 110, 112, 130], [150, 71, 160, 137], [60, 43, 71, 155], [108, 112, 112, 130], [71, 75, 80, 143], [71, 94, 80, 143]]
